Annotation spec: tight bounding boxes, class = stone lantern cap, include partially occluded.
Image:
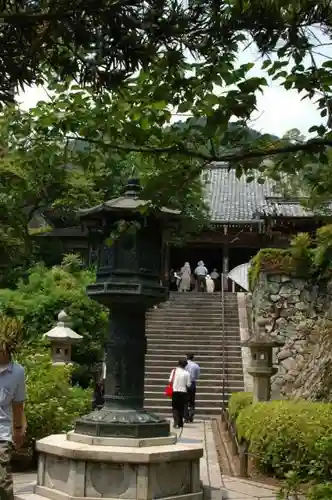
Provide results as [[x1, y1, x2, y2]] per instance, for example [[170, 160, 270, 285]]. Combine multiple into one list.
[[79, 178, 181, 219], [241, 335, 284, 349], [43, 311, 83, 344]]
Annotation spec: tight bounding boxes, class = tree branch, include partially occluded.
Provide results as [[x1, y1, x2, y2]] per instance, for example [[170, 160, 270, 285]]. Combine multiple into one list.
[[64, 135, 332, 165], [0, 5, 122, 23]]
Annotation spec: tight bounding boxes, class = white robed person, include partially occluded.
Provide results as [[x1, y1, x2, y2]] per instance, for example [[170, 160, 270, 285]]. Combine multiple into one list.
[[205, 274, 215, 293], [179, 262, 191, 292]]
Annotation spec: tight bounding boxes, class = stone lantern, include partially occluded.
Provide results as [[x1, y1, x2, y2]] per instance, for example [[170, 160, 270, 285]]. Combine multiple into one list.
[[43, 310, 83, 365], [242, 318, 284, 403], [75, 177, 181, 439], [21, 179, 204, 500]]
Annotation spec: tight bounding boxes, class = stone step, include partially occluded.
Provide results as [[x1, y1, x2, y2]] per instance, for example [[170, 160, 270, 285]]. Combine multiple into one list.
[[145, 391, 233, 401], [145, 368, 242, 377], [146, 347, 241, 355], [144, 376, 230, 388], [144, 406, 224, 417], [147, 335, 241, 346], [148, 309, 238, 315], [148, 308, 238, 314], [145, 352, 241, 361], [145, 382, 244, 393], [147, 331, 241, 337], [153, 304, 237, 308], [147, 314, 224, 320], [169, 291, 237, 295], [149, 312, 239, 317], [147, 338, 241, 345], [166, 299, 236, 304], [145, 372, 244, 383], [147, 331, 239, 339], [146, 322, 239, 329], [145, 368, 243, 376], [14, 494, 44, 500], [145, 363, 243, 373], [146, 319, 238, 325], [146, 317, 228, 325], [147, 339, 240, 348], [144, 397, 231, 408], [145, 358, 241, 369], [147, 335, 223, 342], [153, 299, 237, 305], [155, 295, 223, 299]]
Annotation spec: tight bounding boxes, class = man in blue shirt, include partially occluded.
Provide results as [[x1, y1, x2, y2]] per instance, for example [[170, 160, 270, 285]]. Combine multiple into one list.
[[0, 344, 26, 500], [185, 353, 200, 423]]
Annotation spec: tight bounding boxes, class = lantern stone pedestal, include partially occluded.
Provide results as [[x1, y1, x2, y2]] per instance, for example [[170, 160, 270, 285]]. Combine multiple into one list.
[[16, 179, 203, 500], [241, 335, 284, 403], [15, 431, 203, 500]]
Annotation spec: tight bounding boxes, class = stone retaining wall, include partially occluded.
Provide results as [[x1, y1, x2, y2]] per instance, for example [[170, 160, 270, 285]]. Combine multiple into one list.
[[250, 272, 332, 398]]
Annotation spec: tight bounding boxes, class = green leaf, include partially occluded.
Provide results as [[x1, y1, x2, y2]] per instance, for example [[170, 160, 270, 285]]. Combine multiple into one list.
[[178, 102, 192, 113], [151, 101, 167, 110], [262, 60, 272, 69]]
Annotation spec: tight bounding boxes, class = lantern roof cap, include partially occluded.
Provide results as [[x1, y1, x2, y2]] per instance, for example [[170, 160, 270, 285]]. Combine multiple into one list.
[[43, 310, 83, 343], [79, 178, 180, 219], [241, 335, 284, 348]]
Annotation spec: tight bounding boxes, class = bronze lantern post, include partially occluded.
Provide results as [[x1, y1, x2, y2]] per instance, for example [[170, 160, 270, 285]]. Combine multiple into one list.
[[75, 178, 180, 439]]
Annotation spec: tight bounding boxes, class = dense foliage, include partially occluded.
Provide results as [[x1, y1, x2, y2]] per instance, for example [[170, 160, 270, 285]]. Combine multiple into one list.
[[0, 256, 108, 386], [16, 348, 92, 449], [228, 392, 253, 421], [0, 97, 209, 266], [1, 2, 332, 229], [248, 226, 332, 289], [233, 400, 332, 498], [1, 1, 331, 109]]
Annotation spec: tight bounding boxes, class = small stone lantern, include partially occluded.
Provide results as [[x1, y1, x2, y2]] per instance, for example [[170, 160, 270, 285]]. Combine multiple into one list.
[[43, 311, 83, 365], [242, 318, 284, 403]]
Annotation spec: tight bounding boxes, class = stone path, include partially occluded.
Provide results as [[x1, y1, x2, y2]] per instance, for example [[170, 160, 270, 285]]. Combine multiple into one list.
[[14, 421, 278, 500], [178, 420, 278, 500], [13, 472, 36, 497]]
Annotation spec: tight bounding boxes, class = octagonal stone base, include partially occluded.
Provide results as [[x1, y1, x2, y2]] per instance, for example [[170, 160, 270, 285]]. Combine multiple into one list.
[[16, 433, 203, 500]]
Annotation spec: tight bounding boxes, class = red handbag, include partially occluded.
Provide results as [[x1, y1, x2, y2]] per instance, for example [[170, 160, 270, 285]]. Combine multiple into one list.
[[164, 368, 176, 398]]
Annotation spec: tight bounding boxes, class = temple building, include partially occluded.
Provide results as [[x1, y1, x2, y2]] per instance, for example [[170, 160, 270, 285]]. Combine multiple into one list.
[[32, 163, 326, 289], [168, 163, 326, 290]]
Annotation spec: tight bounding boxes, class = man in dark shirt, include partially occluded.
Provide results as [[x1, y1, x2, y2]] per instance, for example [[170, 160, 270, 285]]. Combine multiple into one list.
[[184, 353, 200, 423]]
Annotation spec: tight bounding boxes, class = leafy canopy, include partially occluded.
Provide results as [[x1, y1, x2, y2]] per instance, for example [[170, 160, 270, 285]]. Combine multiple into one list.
[[1, 0, 332, 254], [0, 257, 108, 382]]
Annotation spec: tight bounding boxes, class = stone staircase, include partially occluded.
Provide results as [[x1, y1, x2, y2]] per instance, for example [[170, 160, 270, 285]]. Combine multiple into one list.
[[144, 292, 244, 418]]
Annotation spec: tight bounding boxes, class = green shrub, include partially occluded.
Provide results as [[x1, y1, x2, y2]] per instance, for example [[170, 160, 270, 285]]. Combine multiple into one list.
[[16, 347, 92, 448], [290, 232, 313, 275], [307, 482, 332, 500], [312, 224, 332, 278], [228, 392, 253, 421], [248, 248, 294, 290], [236, 400, 332, 481], [0, 258, 108, 385]]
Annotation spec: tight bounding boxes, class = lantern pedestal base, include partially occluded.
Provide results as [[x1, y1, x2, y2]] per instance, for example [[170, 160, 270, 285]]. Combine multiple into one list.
[[15, 432, 203, 500], [74, 407, 170, 439]]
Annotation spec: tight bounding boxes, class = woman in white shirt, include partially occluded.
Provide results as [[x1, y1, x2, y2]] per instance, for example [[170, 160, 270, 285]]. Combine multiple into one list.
[[169, 359, 191, 428]]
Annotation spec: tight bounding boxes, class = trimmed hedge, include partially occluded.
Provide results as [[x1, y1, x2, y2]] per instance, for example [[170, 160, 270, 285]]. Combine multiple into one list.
[[228, 392, 253, 421], [236, 400, 332, 481]]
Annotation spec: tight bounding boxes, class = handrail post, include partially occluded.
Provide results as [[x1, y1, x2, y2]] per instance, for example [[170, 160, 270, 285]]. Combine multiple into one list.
[[221, 272, 226, 412], [239, 440, 249, 477]]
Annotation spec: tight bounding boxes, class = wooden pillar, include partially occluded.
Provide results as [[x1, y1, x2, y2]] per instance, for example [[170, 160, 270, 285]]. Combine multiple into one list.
[[222, 245, 229, 291], [162, 242, 170, 287]]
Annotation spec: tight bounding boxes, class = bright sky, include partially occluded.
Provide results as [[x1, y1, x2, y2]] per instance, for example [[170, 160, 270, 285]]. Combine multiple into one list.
[[17, 34, 331, 139]]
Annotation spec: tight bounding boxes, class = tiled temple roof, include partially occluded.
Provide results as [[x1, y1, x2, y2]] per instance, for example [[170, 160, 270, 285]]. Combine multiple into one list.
[[204, 164, 313, 223]]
